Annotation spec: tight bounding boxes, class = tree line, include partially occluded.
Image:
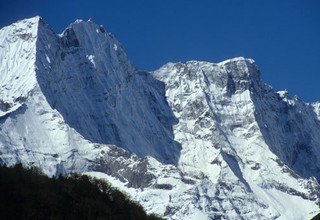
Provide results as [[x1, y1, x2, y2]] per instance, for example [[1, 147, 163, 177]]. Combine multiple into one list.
[[0, 164, 163, 220]]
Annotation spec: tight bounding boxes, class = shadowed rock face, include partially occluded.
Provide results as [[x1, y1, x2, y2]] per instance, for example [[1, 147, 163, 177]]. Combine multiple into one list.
[[251, 81, 320, 180], [35, 18, 181, 165], [1, 17, 320, 220]]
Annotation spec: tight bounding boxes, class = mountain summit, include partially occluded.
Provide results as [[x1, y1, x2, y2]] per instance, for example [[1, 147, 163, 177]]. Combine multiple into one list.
[[1, 16, 320, 219]]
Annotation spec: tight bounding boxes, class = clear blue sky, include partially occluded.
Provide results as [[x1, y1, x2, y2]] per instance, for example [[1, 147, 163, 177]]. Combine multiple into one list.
[[1, 0, 319, 102]]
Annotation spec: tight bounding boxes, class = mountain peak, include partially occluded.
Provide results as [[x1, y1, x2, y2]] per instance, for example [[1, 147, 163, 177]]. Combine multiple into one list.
[[154, 56, 261, 98], [62, 18, 109, 36], [217, 56, 255, 65], [0, 16, 41, 37], [18, 15, 42, 24], [66, 18, 99, 30], [0, 16, 43, 117]]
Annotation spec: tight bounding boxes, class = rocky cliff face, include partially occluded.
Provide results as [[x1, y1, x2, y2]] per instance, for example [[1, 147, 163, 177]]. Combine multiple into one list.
[[0, 17, 319, 219]]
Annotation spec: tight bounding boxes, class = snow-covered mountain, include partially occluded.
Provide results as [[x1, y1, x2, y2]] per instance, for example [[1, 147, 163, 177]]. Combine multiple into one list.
[[0, 17, 319, 219]]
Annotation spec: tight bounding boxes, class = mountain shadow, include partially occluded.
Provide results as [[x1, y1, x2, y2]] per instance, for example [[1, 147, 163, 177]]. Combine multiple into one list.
[[35, 20, 181, 165], [251, 86, 320, 181]]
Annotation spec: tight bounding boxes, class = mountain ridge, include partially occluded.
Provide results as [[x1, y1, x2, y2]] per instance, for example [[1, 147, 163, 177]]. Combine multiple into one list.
[[0, 16, 320, 219]]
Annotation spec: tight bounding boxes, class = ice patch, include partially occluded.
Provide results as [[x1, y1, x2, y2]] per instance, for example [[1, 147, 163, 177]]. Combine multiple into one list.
[[86, 54, 95, 67], [113, 44, 118, 51], [45, 54, 51, 63], [277, 90, 288, 98]]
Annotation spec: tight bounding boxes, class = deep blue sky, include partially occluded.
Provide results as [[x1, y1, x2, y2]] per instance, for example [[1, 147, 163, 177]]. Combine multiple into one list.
[[1, 0, 319, 102]]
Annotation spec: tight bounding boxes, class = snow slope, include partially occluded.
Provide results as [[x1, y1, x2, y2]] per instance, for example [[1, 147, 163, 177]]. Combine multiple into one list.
[[0, 17, 319, 219]]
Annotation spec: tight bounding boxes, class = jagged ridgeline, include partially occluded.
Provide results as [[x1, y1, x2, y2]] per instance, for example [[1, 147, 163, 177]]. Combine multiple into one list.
[[1, 16, 320, 219], [0, 164, 162, 220]]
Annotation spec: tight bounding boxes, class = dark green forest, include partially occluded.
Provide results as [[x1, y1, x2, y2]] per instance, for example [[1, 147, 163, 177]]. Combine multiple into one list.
[[312, 213, 320, 220], [0, 164, 163, 220]]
